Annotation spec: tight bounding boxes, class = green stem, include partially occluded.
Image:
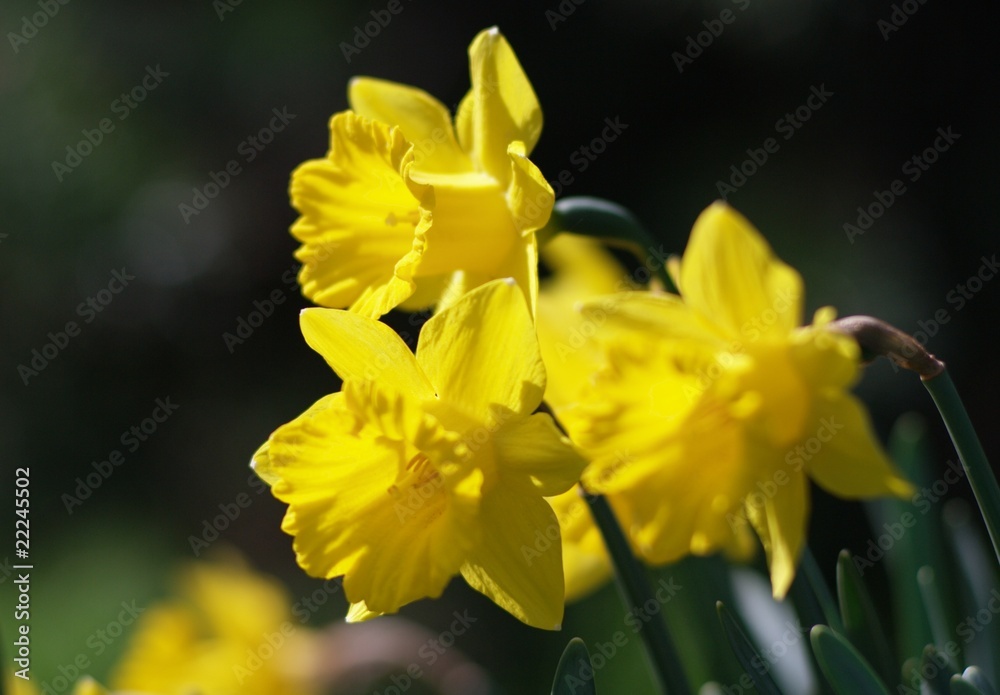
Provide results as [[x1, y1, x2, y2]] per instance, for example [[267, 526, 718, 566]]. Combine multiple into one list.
[[828, 317, 999, 567], [582, 489, 692, 695], [923, 370, 1000, 567], [545, 196, 675, 291]]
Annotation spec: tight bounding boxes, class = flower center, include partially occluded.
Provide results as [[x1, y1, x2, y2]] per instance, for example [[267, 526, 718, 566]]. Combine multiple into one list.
[[388, 452, 442, 494]]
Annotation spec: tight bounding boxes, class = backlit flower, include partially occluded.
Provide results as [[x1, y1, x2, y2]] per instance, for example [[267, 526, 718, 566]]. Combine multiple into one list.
[[564, 202, 913, 597], [253, 279, 586, 629], [290, 27, 553, 318]]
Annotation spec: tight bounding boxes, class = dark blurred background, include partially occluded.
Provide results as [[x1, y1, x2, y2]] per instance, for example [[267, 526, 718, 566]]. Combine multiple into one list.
[[2, 0, 998, 691]]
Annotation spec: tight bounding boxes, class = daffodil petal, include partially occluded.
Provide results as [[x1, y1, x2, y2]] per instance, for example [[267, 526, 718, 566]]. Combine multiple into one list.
[[460, 27, 543, 183], [250, 440, 277, 486], [417, 278, 545, 418], [804, 395, 914, 498], [680, 202, 803, 340], [747, 465, 809, 599], [252, 393, 341, 487], [461, 484, 564, 629], [349, 77, 471, 174], [346, 600, 382, 623], [790, 322, 859, 392], [455, 89, 474, 156], [268, 398, 396, 578], [585, 404, 748, 564], [300, 307, 434, 400], [289, 112, 423, 315], [496, 227, 539, 318], [493, 413, 586, 495], [589, 292, 730, 346], [507, 141, 553, 235]]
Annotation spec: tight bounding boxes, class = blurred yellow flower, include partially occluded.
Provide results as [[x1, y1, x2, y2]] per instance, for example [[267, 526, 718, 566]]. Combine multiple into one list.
[[566, 202, 913, 597], [537, 233, 633, 410], [67, 678, 111, 695], [5, 671, 109, 695], [111, 558, 316, 695], [290, 27, 553, 318], [6, 673, 38, 695], [254, 279, 585, 629], [536, 234, 632, 601]]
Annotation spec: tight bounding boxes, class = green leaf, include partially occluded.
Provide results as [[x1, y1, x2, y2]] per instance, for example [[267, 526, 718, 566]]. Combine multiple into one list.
[[787, 551, 836, 695], [551, 637, 597, 695], [716, 601, 784, 695], [836, 549, 896, 684], [916, 567, 957, 672], [810, 625, 890, 695], [800, 548, 845, 633], [944, 504, 1000, 669], [869, 412, 939, 660]]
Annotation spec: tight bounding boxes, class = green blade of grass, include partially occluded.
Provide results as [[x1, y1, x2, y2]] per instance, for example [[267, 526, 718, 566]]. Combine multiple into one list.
[[810, 625, 890, 695]]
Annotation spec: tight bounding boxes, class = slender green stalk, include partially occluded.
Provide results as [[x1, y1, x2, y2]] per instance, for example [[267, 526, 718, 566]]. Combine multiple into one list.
[[827, 317, 998, 567], [923, 370, 1000, 568], [582, 489, 692, 695], [545, 196, 675, 291]]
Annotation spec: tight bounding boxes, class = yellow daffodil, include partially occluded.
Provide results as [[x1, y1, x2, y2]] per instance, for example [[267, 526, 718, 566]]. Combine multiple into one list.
[[253, 279, 586, 629], [290, 27, 553, 318], [565, 202, 913, 597], [111, 558, 316, 695]]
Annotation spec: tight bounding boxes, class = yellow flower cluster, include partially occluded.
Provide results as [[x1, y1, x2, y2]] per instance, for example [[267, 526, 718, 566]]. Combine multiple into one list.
[[252, 25, 913, 635], [11, 21, 925, 695]]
